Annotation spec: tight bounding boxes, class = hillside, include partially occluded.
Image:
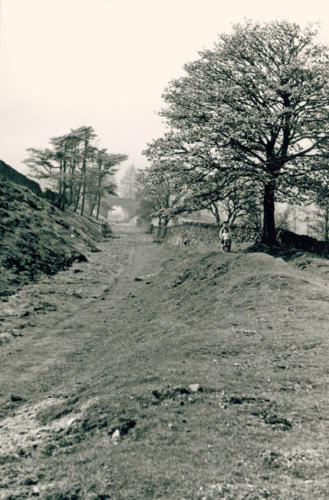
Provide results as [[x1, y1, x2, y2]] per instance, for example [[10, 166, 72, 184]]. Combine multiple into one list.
[[1, 225, 329, 499], [0, 180, 111, 299]]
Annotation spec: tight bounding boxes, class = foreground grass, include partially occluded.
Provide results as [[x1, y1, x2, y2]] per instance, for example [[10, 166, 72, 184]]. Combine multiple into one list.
[[1, 234, 329, 499]]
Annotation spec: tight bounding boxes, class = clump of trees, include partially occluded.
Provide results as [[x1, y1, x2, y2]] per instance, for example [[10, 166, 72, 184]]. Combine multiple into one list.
[[136, 161, 183, 235], [24, 126, 127, 218], [142, 21, 329, 244]]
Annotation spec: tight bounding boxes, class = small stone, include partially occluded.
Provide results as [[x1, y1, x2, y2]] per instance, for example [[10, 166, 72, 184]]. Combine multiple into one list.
[[112, 429, 120, 443], [189, 384, 202, 393]]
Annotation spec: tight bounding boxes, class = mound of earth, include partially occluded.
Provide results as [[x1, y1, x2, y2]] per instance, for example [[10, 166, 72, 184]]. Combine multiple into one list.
[[289, 253, 329, 275], [246, 240, 329, 278], [0, 180, 111, 298], [135, 248, 312, 328]]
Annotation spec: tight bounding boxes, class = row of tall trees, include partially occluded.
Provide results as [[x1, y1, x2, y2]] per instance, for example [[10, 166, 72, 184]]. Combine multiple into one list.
[[142, 21, 329, 244], [24, 126, 127, 218]]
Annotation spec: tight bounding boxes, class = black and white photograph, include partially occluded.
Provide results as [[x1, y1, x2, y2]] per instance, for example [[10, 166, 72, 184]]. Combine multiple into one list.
[[2, 0, 329, 498]]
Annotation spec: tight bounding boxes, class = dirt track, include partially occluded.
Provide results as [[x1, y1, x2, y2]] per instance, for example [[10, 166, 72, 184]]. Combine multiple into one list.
[[0, 224, 157, 406], [1, 224, 329, 499], [0, 225, 160, 493]]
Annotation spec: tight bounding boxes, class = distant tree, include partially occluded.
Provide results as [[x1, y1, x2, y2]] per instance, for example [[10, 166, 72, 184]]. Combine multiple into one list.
[[49, 130, 83, 210], [144, 133, 262, 228], [119, 164, 137, 199], [136, 198, 156, 225], [217, 179, 263, 227], [207, 201, 222, 227], [23, 148, 56, 185], [275, 205, 296, 231], [303, 173, 329, 241], [70, 126, 97, 216], [145, 21, 329, 244], [24, 126, 127, 217], [86, 149, 127, 219], [24, 127, 97, 211], [306, 205, 329, 241], [135, 163, 182, 237]]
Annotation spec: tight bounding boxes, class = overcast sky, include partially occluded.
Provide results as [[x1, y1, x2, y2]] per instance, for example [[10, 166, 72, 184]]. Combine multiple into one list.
[[1, 0, 329, 179]]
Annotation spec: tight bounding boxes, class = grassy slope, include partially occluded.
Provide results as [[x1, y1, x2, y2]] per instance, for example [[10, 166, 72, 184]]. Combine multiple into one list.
[[0, 180, 108, 298], [1, 229, 329, 499]]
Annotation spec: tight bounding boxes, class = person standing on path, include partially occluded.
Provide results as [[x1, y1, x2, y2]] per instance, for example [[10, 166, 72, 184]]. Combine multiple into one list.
[[219, 222, 232, 251]]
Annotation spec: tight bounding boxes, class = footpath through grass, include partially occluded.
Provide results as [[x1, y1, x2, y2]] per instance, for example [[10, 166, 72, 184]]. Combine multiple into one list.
[[1, 226, 329, 499]]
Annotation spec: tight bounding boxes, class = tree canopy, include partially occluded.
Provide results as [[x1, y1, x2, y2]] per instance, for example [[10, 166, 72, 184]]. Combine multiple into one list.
[[144, 21, 329, 243], [135, 161, 182, 234], [24, 126, 127, 218]]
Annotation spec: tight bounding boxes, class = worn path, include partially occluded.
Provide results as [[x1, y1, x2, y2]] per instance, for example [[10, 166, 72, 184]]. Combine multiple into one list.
[[0, 224, 163, 403], [0, 225, 173, 495]]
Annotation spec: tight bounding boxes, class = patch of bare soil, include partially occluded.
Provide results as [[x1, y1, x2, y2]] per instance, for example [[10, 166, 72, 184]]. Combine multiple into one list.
[[1, 225, 329, 499]]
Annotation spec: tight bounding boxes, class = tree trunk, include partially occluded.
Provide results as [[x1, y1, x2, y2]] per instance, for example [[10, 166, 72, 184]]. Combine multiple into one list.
[[96, 193, 101, 220], [161, 217, 169, 239], [80, 136, 89, 216], [157, 217, 162, 238], [262, 181, 276, 245], [94, 171, 103, 220], [156, 216, 169, 240], [209, 202, 221, 228], [74, 183, 82, 212], [324, 206, 329, 242], [89, 200, 96, 217], [80, 177, 86, 216]]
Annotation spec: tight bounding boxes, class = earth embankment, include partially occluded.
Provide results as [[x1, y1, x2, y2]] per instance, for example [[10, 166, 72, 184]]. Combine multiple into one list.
[[0, 180, 109, 298], [1, 224, 329, 499]]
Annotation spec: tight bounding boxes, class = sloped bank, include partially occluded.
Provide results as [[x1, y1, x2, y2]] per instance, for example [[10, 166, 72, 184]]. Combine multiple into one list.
[[0, 180, 111, 298]]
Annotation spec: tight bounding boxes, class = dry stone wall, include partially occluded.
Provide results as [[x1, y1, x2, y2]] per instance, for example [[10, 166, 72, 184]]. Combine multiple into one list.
[[0, 160, 59, 206], [164, 222, 261, 247]]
